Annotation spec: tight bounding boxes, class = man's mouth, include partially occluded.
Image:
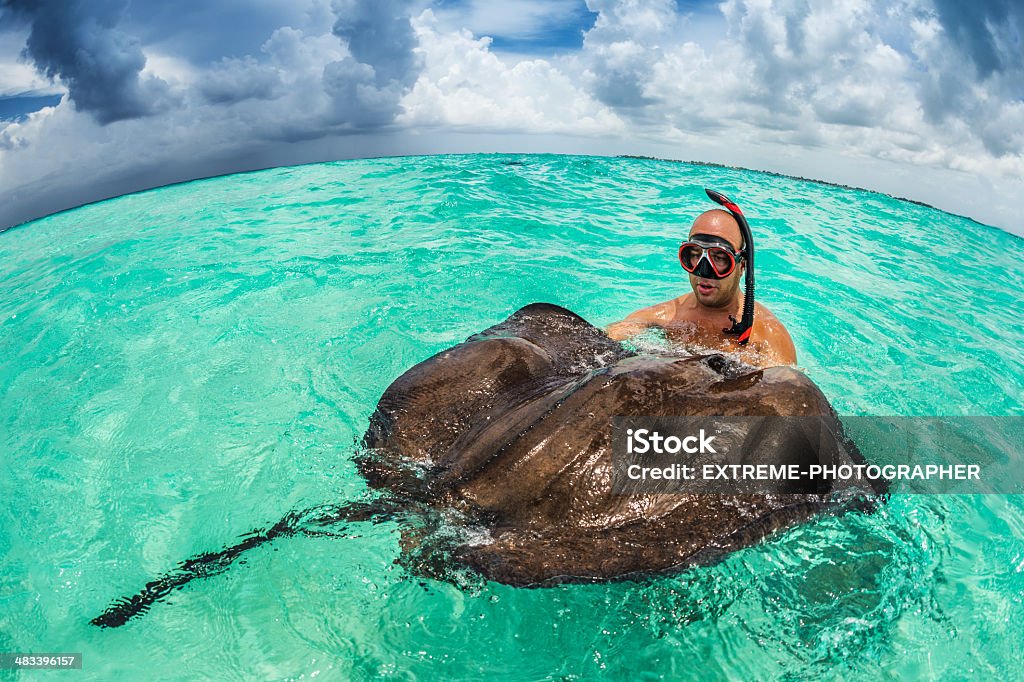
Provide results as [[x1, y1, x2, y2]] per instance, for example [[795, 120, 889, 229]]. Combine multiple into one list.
[[696, 281, 716, 296]]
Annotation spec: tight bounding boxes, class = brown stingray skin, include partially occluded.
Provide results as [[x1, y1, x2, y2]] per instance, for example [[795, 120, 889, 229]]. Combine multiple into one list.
[[359, 303, 880, 586]]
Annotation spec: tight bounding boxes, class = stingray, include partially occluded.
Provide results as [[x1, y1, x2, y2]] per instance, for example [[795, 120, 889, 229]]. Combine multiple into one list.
[[91, 303, 882, 627]]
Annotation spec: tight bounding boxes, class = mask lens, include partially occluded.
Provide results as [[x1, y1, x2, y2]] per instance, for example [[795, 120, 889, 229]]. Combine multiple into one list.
[[679, 244, 703, 272], [709, 248, 735, 276]]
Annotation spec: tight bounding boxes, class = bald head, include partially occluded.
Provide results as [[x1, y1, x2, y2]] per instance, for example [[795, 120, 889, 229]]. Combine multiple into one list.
[[689, 209, 743, 250]]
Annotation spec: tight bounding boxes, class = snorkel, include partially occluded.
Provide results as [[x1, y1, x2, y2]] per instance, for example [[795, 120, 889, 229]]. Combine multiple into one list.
[[704, 188, 755, 345]]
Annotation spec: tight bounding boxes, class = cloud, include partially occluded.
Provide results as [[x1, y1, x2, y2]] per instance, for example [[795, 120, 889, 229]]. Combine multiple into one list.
[[579, 0, 681, 111], [0, 0, 426, 129], [0, 28, 63, 95], [399, 10, 624, 134], [255, 0, 426, 129], [544, 0, 1024, 183], [119, 0, 322, 66], [1, 0, 175, 124], [199, 56, 283, 104], [0, 0, 427, 226], [331, 0, 421, 86], [1, 0, 1023, 237], [931, 0, 1023, 79]]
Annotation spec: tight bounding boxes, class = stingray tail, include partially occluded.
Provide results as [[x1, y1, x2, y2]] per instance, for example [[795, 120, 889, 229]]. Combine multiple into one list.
[[89, 498, 399, 628]]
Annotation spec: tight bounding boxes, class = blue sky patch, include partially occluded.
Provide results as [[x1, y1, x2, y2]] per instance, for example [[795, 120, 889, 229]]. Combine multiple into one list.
[[434, 0, 598, 54], [0, 94, 62, 121]]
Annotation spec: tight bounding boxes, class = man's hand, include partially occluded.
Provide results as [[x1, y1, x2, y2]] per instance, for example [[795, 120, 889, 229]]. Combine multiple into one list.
[[606, 320, 649, 341], [606, 302, 675, 341]]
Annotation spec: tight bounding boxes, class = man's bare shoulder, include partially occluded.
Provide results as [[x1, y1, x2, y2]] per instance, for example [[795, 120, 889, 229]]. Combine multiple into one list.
[[753, 301, 780, 323], [753, 301, 790, 331], [752, 302, 797, 364]]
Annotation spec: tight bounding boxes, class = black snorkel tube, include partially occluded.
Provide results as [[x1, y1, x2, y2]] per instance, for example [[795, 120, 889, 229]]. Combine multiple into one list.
[[704, 188, 755, 345]]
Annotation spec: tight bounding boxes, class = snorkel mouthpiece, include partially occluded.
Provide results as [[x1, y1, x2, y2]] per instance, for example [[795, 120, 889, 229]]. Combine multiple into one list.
[[704, 188, 755, 344]]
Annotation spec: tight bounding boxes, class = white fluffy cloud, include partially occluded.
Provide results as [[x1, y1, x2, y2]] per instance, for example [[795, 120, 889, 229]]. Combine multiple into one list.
[[1, 0, 1022, 234], [399, 10, 623, 134]]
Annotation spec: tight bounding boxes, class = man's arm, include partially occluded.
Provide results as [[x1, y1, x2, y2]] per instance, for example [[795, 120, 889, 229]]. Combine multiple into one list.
[[606, 301, 676, 341]]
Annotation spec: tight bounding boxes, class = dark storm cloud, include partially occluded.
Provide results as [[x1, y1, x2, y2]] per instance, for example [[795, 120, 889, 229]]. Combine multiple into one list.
[[331, 0, 420, 86], [324, 0, 423, 127], [0, 0, 173, 124], [321, 56, 402, 127]]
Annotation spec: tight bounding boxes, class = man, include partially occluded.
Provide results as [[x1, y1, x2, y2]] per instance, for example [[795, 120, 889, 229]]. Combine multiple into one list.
[[607, 208, 797, 367]]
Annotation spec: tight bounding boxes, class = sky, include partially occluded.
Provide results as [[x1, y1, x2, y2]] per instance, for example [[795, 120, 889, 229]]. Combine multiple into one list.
[[1, 0, 1022, 235]]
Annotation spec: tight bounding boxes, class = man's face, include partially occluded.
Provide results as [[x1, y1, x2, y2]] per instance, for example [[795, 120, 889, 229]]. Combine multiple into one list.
[[686, 210, 744, 309]]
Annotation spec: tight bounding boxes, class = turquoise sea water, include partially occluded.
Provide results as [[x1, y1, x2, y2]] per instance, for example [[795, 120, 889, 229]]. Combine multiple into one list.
[[1, 153, 1022, 680]]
